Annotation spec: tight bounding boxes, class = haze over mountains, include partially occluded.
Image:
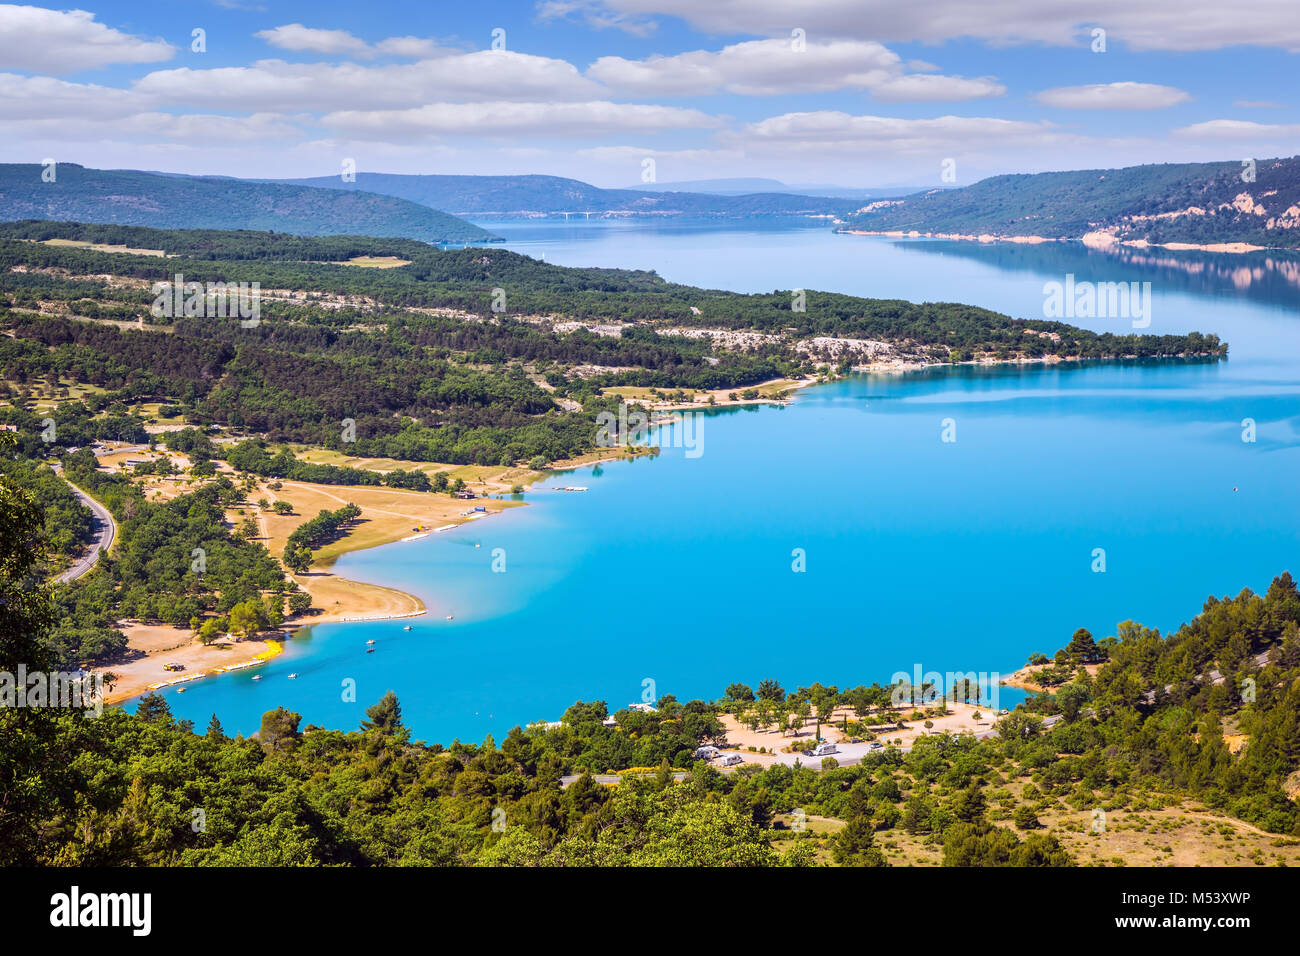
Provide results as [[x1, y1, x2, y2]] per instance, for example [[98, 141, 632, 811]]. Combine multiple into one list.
[[0, 165, 499, 244], [4, 159, 1300, 251], [266, 172, 863, 219]]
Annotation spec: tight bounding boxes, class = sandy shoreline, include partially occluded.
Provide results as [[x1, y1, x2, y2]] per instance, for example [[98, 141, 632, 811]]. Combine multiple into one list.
[[838, 228, 1280, 255], [97, 444, 660, 707], [99, 628, 285, 705]]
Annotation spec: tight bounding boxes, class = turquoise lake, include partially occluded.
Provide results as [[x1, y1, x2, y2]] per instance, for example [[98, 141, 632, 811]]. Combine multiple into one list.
[[160, 223, 1300, 742]]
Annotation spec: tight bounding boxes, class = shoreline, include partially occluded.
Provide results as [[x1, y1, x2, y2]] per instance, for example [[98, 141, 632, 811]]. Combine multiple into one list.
[[836, 228, 1286, 256], [102, 445, 651, 707]]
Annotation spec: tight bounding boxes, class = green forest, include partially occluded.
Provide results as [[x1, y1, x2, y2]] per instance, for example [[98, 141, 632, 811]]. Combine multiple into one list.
[[846, 156, 1300, 248], [0, 223, 1225, 468]]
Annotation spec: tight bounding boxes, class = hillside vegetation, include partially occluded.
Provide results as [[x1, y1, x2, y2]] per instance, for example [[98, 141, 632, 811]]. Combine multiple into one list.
[[845, 156, 1300, 248], [0, 165, 498, 244]]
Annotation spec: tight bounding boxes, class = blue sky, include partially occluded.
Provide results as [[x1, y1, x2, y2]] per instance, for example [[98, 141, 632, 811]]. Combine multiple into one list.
[[1, 0, 1297, 186]]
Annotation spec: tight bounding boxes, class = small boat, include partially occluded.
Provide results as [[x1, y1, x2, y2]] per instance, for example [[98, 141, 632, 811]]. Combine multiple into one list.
[[251, 675, 262, 681], [445, 613, 454, 621], [177, 687, 186, 694], [366, 647, 375, 654], [287, 673, 298, 679], [402, 625, 412, 631], [366, 639, 376, 645]]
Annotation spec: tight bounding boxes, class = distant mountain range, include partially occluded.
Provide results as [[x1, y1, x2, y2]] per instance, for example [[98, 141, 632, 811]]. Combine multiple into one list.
[[265, 172, 862, 219], [7, 159, 1299, 251], [618, 177, 925, 199], [842, 157, 1300, 249], [0, 165, 498, 244]]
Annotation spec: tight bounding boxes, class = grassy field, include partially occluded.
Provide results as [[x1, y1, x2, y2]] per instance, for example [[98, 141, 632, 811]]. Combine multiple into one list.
[[333, 256, 412, 268], [42, 238, 167, 257]]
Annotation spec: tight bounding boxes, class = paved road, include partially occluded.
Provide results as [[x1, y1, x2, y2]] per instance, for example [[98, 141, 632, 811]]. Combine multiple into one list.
[[55, 473, 115, 583]]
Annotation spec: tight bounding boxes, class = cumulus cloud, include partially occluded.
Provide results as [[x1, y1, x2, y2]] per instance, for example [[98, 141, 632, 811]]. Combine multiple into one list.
[[1174, 119, 1300, 139], [871, 74, 1006, 103], [536, 1, 658, 36], [0, 71, 144, 120], [1036, 82, 1191, 110], [319, 100, 721, 140], [0, 4, 174, 74], [587, 38, 1003, 101], [1, 109, 300, 143], [254, 23, 452, 60], [134, 51, 601, 111], [723, 111, 1070, 157], [582, 0, 1300, 51], [255, 23, 374, 57]]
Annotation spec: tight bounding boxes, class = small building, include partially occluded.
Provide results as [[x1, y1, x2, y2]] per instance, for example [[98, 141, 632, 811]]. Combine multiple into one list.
[[601, 716, 617, 727], [454, 490, 476, 500], [627, 702, 658, 713]]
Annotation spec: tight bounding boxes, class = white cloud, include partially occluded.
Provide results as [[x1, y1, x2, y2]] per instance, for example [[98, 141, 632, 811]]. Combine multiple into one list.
[[134, 52, 600, 111], [589, 38, 898, 96], [255, 23, 373, 58], [871, 74, 1006, 103], [536, 1, 658, 36], [583, 0, 1300, 51], [1174, 119, 1300, 139], [588, 38, 1002, 101], [0, 4, 174, 74], [375, 36, 442, 58], [253, 24, 452, 60], [723, 111, 1071, 157], [1036, 82, 1191, 110], [320, 100, 721, 140], [1, 110, 300, 143], [0, 72, 144, 120]]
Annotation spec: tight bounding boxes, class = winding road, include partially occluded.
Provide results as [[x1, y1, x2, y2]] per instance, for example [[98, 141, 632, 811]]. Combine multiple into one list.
[[55, 470, 115, 583]]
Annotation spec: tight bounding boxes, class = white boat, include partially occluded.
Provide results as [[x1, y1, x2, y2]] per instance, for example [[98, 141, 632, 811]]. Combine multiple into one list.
[[251, 675, 262, 681], [288, 673, 298, 679], [403, 625, 412, 631], [366, 639, 376, 645], [445, 613, 454, 621]]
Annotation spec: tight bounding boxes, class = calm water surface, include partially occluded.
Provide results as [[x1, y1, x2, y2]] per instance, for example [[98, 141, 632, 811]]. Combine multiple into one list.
[[161, 223, 1300, 741]]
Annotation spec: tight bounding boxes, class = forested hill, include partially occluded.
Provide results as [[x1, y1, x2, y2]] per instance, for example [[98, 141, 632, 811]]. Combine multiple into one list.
[[843, 156, 1300, 248], [266, 172, 861, 219], [0, 165, 498, 244]]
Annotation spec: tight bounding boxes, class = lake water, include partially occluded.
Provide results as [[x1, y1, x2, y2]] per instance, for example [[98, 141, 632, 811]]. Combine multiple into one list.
[[160, 221, 1300, 742]]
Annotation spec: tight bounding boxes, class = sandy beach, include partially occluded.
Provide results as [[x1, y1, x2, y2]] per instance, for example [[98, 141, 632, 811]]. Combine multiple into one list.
[[99, 624, 282, 705]]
